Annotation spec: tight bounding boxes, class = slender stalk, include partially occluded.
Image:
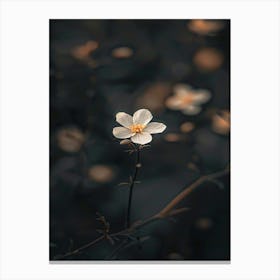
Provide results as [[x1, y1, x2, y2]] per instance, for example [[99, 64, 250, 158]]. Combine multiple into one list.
[[126, 146, 141, 228], [54, 165, 229, 260]]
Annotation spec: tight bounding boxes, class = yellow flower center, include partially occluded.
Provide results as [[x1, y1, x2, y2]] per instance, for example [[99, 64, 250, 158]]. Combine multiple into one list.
[[130, 124, 145, 133], [181, 95, 195, 105]]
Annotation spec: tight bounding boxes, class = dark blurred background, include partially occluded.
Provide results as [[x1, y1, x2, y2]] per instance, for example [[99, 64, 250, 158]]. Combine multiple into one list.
[[50, 19, 230, 260]]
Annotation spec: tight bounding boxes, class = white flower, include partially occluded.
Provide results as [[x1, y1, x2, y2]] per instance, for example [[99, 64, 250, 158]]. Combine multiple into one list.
[[112, 109, 166, 145], [165, 84, 211, 115]]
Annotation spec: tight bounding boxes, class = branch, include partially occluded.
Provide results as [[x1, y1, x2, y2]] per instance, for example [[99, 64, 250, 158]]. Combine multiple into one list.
[[155, 165, 230, 218], [53, 235, 104, 260], [53, 165, 229, 260]]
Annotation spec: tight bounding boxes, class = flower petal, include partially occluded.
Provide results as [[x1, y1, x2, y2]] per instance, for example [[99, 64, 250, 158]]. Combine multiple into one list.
[[165, 97, 183, 110], [113, 127, 135, 139], [173, 84, 192, 98], [182, 105, 202, 115], [144, 122, 166, 134], [192, 90, 211, 104], [131, 132, 152, 145], [116, 112, 133, 128], [133, 109, 153, 125]]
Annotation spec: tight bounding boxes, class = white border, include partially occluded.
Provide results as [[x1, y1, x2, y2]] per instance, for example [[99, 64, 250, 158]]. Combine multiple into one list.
[[1, 0, 279, 279]]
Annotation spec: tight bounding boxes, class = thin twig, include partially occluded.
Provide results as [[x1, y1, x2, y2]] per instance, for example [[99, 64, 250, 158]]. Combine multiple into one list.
[[54, 165, 229, 260], [105, 239, 129, 260], [53, 235, 104, 260], [156, 165, 230, 218]]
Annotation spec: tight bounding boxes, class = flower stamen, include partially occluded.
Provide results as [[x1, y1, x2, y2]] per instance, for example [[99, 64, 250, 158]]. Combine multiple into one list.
[[130, 124, 145, 134]]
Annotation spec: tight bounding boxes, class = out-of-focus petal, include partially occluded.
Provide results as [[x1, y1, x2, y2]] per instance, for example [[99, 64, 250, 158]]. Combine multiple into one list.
[[116, 112, 133, 128], [193, 90, 211, 104], [188, 20, 224, 36], [180, 122, 195, 133], [88, 165, 115, 183], [165, 97, 182, 110], [131, 132, 152, 145], [182, 105, 202, 115], [193, 48, 224, 71], [113, 127, 135, 139], [164, 133, 183, 142], [133, 109, 153, 125], [57, 127, 85, 153], [212, 111, 230, 135], [173, 84, 192, 98], [135, 82, 171, 114], [144, 122, 166, 134], [112, 47, 134, 59]]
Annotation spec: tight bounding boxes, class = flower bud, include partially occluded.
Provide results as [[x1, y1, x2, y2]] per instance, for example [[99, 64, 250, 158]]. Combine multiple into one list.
[[120, 139, 132, 145]]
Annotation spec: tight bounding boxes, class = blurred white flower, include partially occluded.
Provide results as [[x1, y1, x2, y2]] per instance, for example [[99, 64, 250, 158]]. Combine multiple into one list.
[[56, 127, 85, 152], [166, 84, 211, 115], [88, 164, 115, 183], [112, 109, 166, 145], [71, 40, 99, 60]]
